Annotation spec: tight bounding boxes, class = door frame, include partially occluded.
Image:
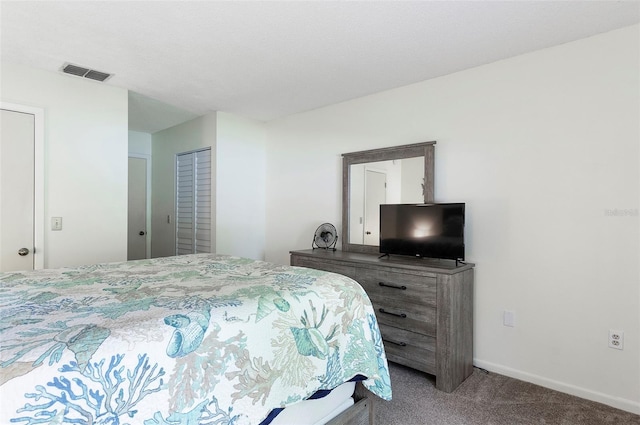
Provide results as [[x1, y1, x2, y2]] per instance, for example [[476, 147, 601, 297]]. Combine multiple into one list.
[[363, 167, 387, 246], [128, 153, 151, 258], [1, 102, 45, 269]]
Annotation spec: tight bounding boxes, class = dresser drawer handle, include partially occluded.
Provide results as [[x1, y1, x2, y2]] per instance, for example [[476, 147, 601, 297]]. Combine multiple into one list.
[[379, 282, 407, 290], [378, 308, 407, 318], [383, 338, 407, 347]]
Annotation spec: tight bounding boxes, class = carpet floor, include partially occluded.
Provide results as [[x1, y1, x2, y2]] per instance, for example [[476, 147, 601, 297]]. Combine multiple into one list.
[[376, 362, 640, 425]]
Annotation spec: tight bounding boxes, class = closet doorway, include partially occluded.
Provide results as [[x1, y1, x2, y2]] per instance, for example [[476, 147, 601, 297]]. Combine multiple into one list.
[[0, 104, 44, 271], [175, 148, 212, 255]]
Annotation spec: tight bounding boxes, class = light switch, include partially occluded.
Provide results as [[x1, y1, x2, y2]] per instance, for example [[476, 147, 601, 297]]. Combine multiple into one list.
[[51, 217, 62, 231]]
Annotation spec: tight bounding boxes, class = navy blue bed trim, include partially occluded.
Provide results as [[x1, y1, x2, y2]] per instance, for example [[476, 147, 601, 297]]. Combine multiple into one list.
[[259, 375, 367, 425]]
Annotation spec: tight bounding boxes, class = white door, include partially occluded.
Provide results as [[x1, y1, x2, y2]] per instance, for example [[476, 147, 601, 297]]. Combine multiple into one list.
[[127, 157, 147, 260], [0, 109, 35, 271], [363, 170, 386, 245]]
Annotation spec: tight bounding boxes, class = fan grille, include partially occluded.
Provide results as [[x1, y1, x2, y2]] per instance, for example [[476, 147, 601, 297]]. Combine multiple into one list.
[[313, 223, 338, 250]]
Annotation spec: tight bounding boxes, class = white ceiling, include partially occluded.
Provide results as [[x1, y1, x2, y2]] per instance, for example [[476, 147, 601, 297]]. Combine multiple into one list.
[[2, 1, 639, 133]]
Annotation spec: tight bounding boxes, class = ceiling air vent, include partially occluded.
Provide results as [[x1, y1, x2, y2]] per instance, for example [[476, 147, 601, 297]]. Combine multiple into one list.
[[61, 63, 113, 82], [84, 70, 111, 82]]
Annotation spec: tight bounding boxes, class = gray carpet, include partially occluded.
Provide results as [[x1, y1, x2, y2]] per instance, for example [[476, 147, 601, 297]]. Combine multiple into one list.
[[376, 362, 640, 425]]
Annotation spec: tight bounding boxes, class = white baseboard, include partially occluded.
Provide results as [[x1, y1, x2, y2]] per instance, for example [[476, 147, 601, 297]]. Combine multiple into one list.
[[473, 358, 640, 416]]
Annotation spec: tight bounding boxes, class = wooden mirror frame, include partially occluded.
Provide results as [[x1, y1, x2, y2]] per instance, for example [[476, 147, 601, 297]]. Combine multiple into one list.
[[341, 141, 436, 254]]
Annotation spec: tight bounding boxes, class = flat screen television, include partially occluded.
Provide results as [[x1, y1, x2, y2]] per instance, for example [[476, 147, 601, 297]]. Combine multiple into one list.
[[379, 203, 465, 261]]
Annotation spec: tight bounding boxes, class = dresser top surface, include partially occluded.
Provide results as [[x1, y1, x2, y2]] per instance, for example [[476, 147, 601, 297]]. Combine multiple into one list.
[[290, 249, 474, 275]]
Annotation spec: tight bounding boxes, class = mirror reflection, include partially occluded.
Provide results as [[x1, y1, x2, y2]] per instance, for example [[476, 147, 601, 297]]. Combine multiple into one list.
[[349, 157, 424, 245]]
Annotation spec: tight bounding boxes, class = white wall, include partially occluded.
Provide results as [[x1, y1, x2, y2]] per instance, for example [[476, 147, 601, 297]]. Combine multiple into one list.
[[401, 156, 424, 203], [1, 62, 128, 268], [128, 130, 152, 156], [150, 111, 266, 261], [216, 112, 267, 260], [151, 113, 217, 258], [265, 25, 640, 413]]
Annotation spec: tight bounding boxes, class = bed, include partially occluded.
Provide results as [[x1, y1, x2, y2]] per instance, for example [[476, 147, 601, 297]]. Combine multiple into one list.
[[0, 254, 391, 424]]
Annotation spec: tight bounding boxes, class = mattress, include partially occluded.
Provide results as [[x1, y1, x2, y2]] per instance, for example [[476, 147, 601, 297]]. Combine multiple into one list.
[[270, 381, 356, 425]]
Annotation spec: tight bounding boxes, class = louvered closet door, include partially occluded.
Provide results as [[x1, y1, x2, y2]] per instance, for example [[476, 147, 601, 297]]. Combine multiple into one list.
[[176, 148, 211, 255]]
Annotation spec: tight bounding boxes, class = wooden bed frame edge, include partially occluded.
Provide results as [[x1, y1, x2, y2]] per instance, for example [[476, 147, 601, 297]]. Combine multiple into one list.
[[325, 382, 377, 425]]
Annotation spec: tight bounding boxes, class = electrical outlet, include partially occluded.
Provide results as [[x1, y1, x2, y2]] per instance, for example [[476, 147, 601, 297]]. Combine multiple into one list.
[[609, 330, 624, 350], [503, 310, 516, 327]]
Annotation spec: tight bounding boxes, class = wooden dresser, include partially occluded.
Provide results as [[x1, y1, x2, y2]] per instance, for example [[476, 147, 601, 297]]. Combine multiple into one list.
[[290, 249, 474, 393]]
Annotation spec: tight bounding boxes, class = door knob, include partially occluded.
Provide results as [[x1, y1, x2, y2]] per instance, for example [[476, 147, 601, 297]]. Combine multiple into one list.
[[18, 248, 30, 256], [365, 231, 372, 235], [139, 231, 146, 236]]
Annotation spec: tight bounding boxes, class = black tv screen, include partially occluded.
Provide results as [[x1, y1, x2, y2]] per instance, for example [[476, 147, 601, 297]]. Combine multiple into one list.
[[380, 203, 465, 260]]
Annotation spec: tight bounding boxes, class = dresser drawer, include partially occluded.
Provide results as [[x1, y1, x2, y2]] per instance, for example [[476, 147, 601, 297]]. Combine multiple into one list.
[[370, 297, 436, 337], [290, 256, 357, 280], [379, 324, 436, 374], [355, 268, 436, 308]]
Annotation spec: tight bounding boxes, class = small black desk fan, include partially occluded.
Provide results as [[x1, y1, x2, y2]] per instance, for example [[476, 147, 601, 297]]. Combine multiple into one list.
[[312, 223, 338, 251]]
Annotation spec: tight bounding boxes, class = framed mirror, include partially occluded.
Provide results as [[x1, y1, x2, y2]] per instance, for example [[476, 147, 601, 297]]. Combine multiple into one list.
[[342, 141, 435, 254]]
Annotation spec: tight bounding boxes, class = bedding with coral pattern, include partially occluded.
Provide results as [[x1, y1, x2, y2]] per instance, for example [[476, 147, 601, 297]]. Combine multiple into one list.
[[0, 254, 391, 424]]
